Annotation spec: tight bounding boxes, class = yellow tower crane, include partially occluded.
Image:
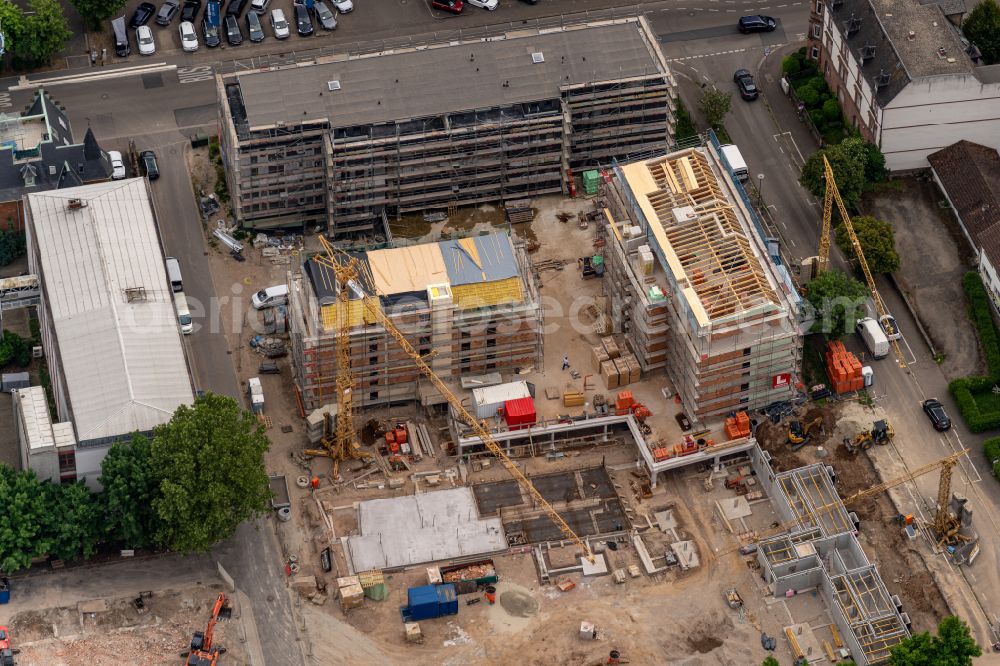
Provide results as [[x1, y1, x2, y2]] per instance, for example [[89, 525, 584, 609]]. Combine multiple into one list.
[[718, 449, 969, 557], [307, 240, 596, 562], [816, 154, 907, 369]]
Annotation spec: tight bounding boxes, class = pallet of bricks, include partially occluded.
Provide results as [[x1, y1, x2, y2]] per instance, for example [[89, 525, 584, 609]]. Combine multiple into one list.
[[593, 336, 641, 389], [724, 410, 752, 440], [825, 341, 862, 394]]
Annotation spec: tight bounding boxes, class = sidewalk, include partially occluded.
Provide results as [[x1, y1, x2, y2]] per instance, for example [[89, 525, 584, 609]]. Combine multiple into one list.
[[756, 43, 821, 166]]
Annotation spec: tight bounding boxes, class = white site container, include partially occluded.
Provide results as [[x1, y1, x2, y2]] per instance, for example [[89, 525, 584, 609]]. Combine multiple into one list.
[[472, 380, 531, 419]]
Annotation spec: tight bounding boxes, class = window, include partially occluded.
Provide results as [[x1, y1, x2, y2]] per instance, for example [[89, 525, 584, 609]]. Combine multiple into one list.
[[58, 449, 76, 472], [369, 391, 379, 401], [369, 356, 378, 365], [461, 342, 471, 352], [815, 0, 823, 13], [812, 24, 821, 38], [811, 46, 820, 59]]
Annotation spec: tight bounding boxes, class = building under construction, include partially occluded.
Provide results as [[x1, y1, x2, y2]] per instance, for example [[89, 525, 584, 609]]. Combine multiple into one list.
[[216, 17, 675, 237], [602, 140, 803, 421], [288, 232, 542, 412]]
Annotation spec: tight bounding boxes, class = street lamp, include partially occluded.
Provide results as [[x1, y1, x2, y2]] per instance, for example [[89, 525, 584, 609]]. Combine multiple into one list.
[[757, 173, 766, 207]]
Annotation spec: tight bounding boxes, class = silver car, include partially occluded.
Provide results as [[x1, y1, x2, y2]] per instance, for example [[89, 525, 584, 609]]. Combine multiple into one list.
[[270, 7, 289, 38]]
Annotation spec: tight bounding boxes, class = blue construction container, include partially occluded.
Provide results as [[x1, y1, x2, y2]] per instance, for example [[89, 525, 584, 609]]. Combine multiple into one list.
[[401, 584, 457, 622]]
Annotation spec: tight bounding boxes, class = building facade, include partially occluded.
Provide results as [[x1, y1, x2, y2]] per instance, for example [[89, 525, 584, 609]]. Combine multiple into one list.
[[217, 17, 675, 238], [603, 141, 803, 421], [23, 179, 193, 489], [289, 232, 542, 413], [807, 0, 1000, 170]]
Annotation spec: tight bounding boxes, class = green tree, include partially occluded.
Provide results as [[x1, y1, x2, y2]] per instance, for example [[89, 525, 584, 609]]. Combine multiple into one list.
[[674, 100, 698, 143], [797, 84, 820, 108], [0, 467, 48, 571], [799, 143, 867, 210], [151, 393, 272, 553], [805, 269, 869, 339], [0, 226, 26, 267], [835, 215, 900, 274], [0, 1, 26, 59], [700, 88, 732, 129], [761, 657, 780, 666], [0, 329, 30, 367], [69, 0, 127, 29], [963, 0, 1000, 64], [12, 0, 72, 67], [781, 55, 801, 75], [890, 615, 980, 665], [100, 436, 161, 549], [39, 481, 102, 561], [822, 98, 842, 123]]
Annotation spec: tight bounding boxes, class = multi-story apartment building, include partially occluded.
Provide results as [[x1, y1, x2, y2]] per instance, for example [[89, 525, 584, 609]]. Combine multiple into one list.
[[217, 17, 676, 237]]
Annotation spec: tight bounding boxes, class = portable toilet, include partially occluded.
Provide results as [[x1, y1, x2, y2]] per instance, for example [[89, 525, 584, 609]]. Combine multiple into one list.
[[861, 366, 874, 388]]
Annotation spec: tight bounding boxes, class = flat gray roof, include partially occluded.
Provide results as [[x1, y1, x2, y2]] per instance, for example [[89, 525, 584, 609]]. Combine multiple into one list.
[[233, 19, 666, 129]]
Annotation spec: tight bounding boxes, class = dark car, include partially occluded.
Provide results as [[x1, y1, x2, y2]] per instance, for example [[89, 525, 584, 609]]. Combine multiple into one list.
[[738, 14, 776, 32], [140, 150, 160, 180], [312, 0, 337, 29], [733, 69, 759, 100], [203, 0, 221, 46], [246, 9, 264, 41], [226, 0, 248, 16], [294, 3, 313, 35], [130, 2, 156, 27], [181, 0, 202, 21], [518, 0, 537, 3], [225, 13, 243, 43], [431, 0, 463, 13], [155, 0, 180, 24], [923, 398, 952, 432]]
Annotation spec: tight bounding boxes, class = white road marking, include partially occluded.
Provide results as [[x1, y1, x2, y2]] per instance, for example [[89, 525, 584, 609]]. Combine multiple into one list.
[[0, 93, 11, 109], [670, 48, 748, 62], [11, 63, 176, 90], [178, 65, 215, 84]]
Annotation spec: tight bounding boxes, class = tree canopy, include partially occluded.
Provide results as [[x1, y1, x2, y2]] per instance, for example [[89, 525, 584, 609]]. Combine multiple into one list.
[[700, 88, 732, 129], [805, 269, 869, 339], [963, 0, 1000, 65], [1, 0, 72, 67], [150, 393, 272, 553], [890, 615, 981, 666], [799, 137, 885, 210], [835, 215, 900, 274], [99, 435, 160, 549], [69, 0, 127, 29]]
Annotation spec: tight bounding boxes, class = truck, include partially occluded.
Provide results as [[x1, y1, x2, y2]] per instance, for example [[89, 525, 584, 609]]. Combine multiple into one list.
[[856, 317, 889, 359], [719, 144, 749, 182], [248, 377, 264, 413]]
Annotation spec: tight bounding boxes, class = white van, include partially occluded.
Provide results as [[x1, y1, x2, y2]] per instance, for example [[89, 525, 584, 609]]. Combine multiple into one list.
[[166, 257, 183, 292], [856, 317, 889, 359], [719, 144, 749, 182], [252, 284, 289, 310], [175, 293, 193, 334]]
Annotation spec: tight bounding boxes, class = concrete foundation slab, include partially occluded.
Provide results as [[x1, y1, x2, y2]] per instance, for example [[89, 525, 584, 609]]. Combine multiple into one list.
[[670, 540, 700, 570], [655, 509, 678, 535], [346, 487, 506, 571], [720, 496, 753, 521], [580, 553, 609, 576], [784, 623, 824, 664], [507, 499, 628, 542]]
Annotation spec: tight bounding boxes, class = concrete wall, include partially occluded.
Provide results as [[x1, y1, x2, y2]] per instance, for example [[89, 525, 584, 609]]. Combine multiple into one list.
[[773, 566, 824, 597], [882, 74, 1000, 170]]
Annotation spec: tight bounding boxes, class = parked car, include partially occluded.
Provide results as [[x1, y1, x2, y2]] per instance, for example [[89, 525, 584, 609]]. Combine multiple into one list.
[[112, 16, 131, 57], [203, 0, 221, 46], [467, 0, 497, 9], [130, 1, 156, 26], [270, 7, 289, 37], [431, 0, 462, 12], [294, 3, 313, 35], [331, 0, 352, 11], [518, 0, 537, 3], [108, 151, 127, 179], [140, 150, 160, 180], [879, 313, 901, 341], [225, 13, 243, 43], [733, 69, 759, 101], [226, 0, 248, 16], [312, 1, 337, 29], [136, 25, 156, 55], [250, 0, 270, 12], [179, 20, 199, 51], [181, 0, 202, 21], [252, 284, 289, 309], [922, 398, 951, 432], [246, 10, 265, 40], [738, 14, 776, 32], [155, 0, 180, 24]]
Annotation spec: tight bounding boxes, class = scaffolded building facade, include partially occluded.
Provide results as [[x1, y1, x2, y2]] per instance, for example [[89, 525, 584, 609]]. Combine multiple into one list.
[[217, 17, 675, 237], [289, 232, 543, 412], [603, 142, 803, 420]]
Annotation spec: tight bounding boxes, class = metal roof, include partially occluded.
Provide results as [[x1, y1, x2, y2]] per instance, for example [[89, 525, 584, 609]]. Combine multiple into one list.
[[26, 179, 193, 444], [15, 386, 55, 452], [232, 20, 666, 130], [440, 234, 520, 286]]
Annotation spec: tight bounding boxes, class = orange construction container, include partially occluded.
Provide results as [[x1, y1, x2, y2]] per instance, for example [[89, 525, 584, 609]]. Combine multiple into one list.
[[395, 427, 408, 445], [653, 447, 671, 461], [735, 411, 750, 435], [617, 391, 635, 409], [385, 431, 396, 444]]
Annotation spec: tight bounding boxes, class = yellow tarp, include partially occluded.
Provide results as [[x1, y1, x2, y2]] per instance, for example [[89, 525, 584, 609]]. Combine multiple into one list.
[[452, 277, 524, 310], [321, 298, 380, 330]]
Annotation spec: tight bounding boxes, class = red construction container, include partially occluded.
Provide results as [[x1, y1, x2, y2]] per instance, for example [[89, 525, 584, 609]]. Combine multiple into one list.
[[616, 390, 635, 410], [504, 397, 536, 431], [385, 430, 396, 444], [395, 427, 408, 445]]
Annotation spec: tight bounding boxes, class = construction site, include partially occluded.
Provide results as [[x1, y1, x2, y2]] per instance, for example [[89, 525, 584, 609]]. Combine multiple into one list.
[[194, 133, 982, 665]]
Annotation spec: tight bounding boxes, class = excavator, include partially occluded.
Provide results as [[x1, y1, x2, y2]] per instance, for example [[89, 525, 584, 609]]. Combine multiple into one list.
[[871, 419, 894, 446], [843, 419, 894, 454], [183, 593, 231, 666], [787, 416, 823, 451]]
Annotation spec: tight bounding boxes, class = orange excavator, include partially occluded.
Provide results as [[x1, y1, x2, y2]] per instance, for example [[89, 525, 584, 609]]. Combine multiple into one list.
[[183, 593, 231, 665]]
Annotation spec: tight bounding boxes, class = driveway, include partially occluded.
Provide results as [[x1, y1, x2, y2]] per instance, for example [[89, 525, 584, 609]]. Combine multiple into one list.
[[863, 178, 984, 379]]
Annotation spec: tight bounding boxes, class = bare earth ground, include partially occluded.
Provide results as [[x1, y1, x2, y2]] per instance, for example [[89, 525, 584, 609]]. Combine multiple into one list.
[[9, 584, 247, 666], [863, 178, 983, 378]]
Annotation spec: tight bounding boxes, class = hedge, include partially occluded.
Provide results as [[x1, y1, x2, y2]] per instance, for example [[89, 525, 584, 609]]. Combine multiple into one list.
[[949, 273, 1000, 432], [984, 436, 1000, 479]]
